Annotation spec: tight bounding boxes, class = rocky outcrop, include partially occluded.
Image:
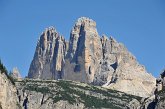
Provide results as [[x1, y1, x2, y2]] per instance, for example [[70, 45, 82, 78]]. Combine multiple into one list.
[[9, 67, 22, 80], [0, 71, 20, 109], [140, 69, 165, 109], [28, 17, 156, 97], [154, 69, 165, 109], [28, 27, 67, 79], [159, 69, 165, 89]]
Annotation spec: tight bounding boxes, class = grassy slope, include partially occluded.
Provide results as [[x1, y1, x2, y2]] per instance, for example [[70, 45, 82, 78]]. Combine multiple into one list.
[[16, 79, 142, 109]]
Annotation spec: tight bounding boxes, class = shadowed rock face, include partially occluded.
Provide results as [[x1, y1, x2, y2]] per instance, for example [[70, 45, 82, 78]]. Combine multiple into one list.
[[140, 69, 165, 109], [28, 17, 156, 97], [154, 69, 165, 109]]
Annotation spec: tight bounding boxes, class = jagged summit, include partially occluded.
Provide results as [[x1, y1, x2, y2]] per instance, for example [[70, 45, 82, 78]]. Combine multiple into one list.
[[71, 17, 96, 36], [75, 17, 96, 26], [40, 26, 56, 37], [28, 26, 67, 79], [45, 26, 56, 31], [77, 17, 94, 22], [28, 17, 156, 97]]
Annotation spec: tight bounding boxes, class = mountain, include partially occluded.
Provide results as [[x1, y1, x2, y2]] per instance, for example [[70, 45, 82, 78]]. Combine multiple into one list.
[[0, 59, 164, 109], [28, 17, 155, 97], [0, 59, 142, 109], [28, 27, 67, 79]]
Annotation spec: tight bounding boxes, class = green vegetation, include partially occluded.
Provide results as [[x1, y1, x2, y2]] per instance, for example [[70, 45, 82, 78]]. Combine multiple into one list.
[[18, 79, 142, 108], [0, 59, 15, 85], [23, 84, 50, 94], [56, 81, 121, 108], [16, 102, 22, 109], [157, 88, 165, 101], [0, 59, 8, 74]]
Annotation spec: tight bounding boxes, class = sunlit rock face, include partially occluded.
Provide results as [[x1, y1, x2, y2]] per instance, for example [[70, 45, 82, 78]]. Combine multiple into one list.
[[28, 17, 156, 97], [64, 17, 102, 83], [0, 71, 19, 109], [28, 27, 67, 79], [101, 36, 156, 97]]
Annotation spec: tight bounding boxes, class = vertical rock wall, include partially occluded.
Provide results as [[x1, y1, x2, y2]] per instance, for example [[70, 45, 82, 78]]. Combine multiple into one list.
[[28, 27, 67, 79]]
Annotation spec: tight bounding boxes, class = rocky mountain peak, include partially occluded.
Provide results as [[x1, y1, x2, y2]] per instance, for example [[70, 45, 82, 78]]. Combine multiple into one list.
[[28, 26, 67, 79], [28, 17, 156, 97], [65, 17, 102, 83], [68, 17, 99, 60], [75, 17, 96, 27], [71, 17, 98, 37], [10, 67, 22, 79]]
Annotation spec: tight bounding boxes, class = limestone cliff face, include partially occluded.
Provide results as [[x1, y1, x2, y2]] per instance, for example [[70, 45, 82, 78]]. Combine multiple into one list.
[[101, 36, 156, 97], [0, 71, 20, 109], [28, 17, 156, 97], [64, 17, 102, 83], [28, 27, 67, 79]]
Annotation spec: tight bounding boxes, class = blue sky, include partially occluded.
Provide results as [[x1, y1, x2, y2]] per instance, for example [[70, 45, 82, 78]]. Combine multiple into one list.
[[0, 0, 164, 77]]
